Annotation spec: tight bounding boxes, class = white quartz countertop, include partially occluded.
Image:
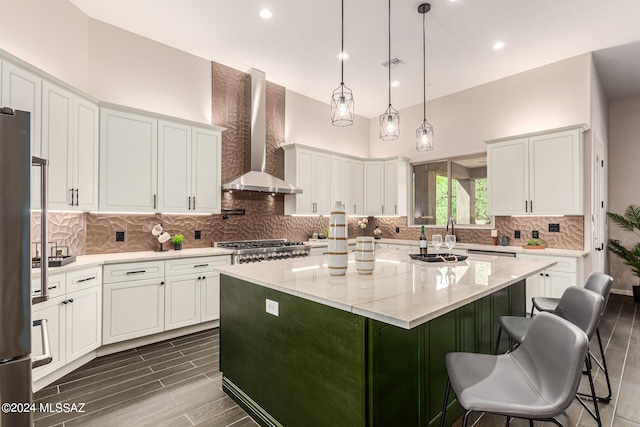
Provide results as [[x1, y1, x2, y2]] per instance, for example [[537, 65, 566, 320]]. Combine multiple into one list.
[[215, 248, 556, 329], [305, 238, 588, 258], [32, 247, 234, 277]]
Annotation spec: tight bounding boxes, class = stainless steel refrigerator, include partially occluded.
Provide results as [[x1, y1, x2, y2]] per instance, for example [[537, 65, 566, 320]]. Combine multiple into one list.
[[0, 108, 52, 426]]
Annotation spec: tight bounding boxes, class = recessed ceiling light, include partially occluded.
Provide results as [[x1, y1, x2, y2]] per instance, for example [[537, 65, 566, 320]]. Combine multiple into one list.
[[338, 52, 349, 60], [391, 81, 400, 87], [492, 41, 505, 50], [259, 8, 272, 19]]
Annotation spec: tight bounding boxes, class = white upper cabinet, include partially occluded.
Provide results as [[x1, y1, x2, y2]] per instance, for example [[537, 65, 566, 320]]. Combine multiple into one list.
[[353, 160, 364, 215], [364, 161, 384, 215], [284, 146, 331, 215], [191, 127, 221, 214], [158, 120, 191, 212], [1, 61, 43, 208], [106, 112, 222, 214], [487, 126, 583, 216], [383, 158, 408, 216], [100, 108, 158, 212], [331, 155, 356, 214], [44, 81, 99, 211]]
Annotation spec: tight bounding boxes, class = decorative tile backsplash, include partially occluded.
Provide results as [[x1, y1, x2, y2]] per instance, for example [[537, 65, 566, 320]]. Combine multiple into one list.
[[32, 61, 584, 255]]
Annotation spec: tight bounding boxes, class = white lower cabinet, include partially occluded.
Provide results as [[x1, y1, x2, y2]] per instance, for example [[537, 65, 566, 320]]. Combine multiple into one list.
[[103, 256, 231, 343], [103, 277, 165, 345], [519, 254, 582, 313], [31, 267, 102, 382]]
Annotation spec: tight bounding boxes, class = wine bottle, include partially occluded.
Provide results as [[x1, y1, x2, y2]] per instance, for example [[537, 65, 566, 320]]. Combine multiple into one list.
[[419, 225, 428, 256]]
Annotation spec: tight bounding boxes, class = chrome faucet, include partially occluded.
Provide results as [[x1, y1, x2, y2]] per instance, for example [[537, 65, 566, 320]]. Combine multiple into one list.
[[446, 217, 455, 236]]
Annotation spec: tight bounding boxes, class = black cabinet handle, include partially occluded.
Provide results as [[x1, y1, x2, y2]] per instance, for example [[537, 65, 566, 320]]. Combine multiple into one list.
[[202, 276, 206, 280], [62, 300, 68, 305], [193, 197, 196, 209], [194, 264, 209, 268], [525, 201, 528, 212], [68, 298, 74, 303], [75, 189, 79, 206], [545, 273, 549, 277], [153, 194, 157, 209], [160, 281, 165, 286], [126, 270, 146, 275], [77, 276, 96, 283], [188, 196, 192, 210], [539, 273, 544, 276], [197, 277, 202, 280], [530, 200, 533, 213], [70, 188, 74, 206]]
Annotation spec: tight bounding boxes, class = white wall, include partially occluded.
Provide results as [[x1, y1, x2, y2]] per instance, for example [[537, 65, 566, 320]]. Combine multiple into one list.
[[608, 96, 640, 293], [369, 54, 592, 162], [285, 90, 370, 158], [87, 19, 212, 124], [0, 0, 89, 91]]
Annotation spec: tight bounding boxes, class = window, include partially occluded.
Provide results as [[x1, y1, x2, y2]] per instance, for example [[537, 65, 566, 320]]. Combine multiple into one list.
[[412, 155, 489, 227]]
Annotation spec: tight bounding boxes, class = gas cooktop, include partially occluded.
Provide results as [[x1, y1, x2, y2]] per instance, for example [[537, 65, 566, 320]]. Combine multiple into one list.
[[215, 240, 310, 264]]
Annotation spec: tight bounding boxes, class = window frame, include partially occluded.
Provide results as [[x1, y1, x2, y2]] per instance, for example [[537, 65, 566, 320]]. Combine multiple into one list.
[[409, 153, 493, 229]]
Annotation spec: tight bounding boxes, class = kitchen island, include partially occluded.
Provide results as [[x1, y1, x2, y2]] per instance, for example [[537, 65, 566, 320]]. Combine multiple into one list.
[[215, 249, 556, 427]]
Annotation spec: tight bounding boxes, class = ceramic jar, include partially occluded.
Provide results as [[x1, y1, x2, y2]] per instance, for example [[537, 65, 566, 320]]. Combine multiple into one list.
[[355, 236, 375, 275], [328, 201, 348, 276]]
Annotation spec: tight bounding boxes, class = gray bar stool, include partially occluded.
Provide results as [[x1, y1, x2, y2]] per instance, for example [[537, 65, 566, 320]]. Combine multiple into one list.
[[495, 286, 605, 426], [440, 312, 589, 427], [532, 272, 614, 402]]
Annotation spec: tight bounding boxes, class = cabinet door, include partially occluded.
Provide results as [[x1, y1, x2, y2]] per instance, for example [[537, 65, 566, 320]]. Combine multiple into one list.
[[353, 160, 364, 215], [191, 127, 221, 213], [74, 98, 99, 211], [525, 274, 544, 314], [103, 278, 164, 344], [330, 156, 344, 211], [31, 297, 66, 381], [165, 274, 201, 331], [487, 138, 528, 215], [66, 286, 101, 363], [544, 271, 576, 299], [342, 158, 355, 215], [201, 274, 221, 322], [295, 149, 315, 214], [42, 81, 74, 210], [99, 109, 157, 212], [364, 161, 384, 215], [314, 152, 332, 214], [2, 62, 42, 208], [529, 129, 581, 215], [158, 120, 191, 213], [384, 160, 397, 215]]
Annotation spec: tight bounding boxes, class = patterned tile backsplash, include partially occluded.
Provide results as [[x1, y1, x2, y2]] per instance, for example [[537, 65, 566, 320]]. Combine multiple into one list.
[[31, 62, 583, 254], [33, 212, 583, 255]]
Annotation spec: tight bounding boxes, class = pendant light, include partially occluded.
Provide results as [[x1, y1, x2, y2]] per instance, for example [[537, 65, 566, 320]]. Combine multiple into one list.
[[331, 0, 354, 126], [416, 3, 434, 151], [379, 0, 399, 141]]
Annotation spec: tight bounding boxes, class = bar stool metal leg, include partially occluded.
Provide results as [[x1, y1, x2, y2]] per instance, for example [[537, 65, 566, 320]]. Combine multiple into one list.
[[440, 379, 451, 427]]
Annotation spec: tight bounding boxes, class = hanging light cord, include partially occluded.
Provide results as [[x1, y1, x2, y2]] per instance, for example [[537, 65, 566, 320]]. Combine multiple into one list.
[[422, 9, 426, 121], [387, 0, 391, 108], [340, 0, 344, 88]]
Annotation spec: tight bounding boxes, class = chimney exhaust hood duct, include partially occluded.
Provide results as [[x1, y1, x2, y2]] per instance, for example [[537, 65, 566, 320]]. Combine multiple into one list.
[[222, 69, 302, 194]]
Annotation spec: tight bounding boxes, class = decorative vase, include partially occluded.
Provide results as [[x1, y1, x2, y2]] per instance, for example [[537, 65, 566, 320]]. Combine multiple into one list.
[[328, 201, 348, 276], [174, 243, 182, 251], [355, 236, 375, 275], [373, 225, 382, 240]]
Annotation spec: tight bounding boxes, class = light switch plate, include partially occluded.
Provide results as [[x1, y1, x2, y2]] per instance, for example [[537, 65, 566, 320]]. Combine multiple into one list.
[[266, 299, 279, 316]]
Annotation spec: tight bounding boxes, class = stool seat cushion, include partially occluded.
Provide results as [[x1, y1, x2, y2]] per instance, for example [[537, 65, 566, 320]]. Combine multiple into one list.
[[531, 296, 559, 313], [497, 316, 532, 344]]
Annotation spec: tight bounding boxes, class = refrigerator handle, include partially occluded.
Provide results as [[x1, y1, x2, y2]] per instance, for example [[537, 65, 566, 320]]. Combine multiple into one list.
[[32, 157, 49, 305], [32, 319, 53, 369]]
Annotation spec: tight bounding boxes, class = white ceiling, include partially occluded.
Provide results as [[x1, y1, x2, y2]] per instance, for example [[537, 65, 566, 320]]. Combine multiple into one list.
[[69, 0, 640, 119]]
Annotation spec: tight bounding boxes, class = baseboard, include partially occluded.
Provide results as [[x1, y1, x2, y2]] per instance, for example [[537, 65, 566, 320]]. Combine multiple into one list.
[[611, 289, 634, 297], [97, 320, 219, 357], [33, 352, 95, 393], [222, 376, 283, 427]]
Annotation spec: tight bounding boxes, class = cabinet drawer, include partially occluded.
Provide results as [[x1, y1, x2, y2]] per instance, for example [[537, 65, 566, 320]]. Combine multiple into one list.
[[32, 273, 66, 300], [164, 256, 231, 277], [67, 267, 102, 293], [517, 254, 577, 274], [103, 261, 164, 284]]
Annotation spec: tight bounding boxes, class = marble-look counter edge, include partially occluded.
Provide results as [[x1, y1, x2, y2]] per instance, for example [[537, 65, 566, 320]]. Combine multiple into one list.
[[306, 238, 588, 258], [216, 254, 556, 329], [32, 247, 235, 277]]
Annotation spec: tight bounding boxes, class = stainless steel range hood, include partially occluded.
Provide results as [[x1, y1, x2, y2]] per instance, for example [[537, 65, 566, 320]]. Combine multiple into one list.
[[222, 69, 302, 194]]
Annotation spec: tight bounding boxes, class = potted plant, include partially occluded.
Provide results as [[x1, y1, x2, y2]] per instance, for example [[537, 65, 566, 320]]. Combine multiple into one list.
[[172, 234, 184, 250], [474, 214, 489, 225], [607, 204, 640, 303], [523, 238, 544, 249]]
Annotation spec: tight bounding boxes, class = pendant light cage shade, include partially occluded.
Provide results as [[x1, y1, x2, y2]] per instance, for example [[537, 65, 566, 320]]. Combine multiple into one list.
[[331, 84, 355, 126], [416, 3, 434, 151], [416, 119, 434, 151], [379, 105, 400, 141]]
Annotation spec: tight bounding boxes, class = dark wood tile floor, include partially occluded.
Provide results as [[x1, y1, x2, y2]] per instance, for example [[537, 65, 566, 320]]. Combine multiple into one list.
[[35, 295, 638, 427], [34, 328, 259, 427]]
